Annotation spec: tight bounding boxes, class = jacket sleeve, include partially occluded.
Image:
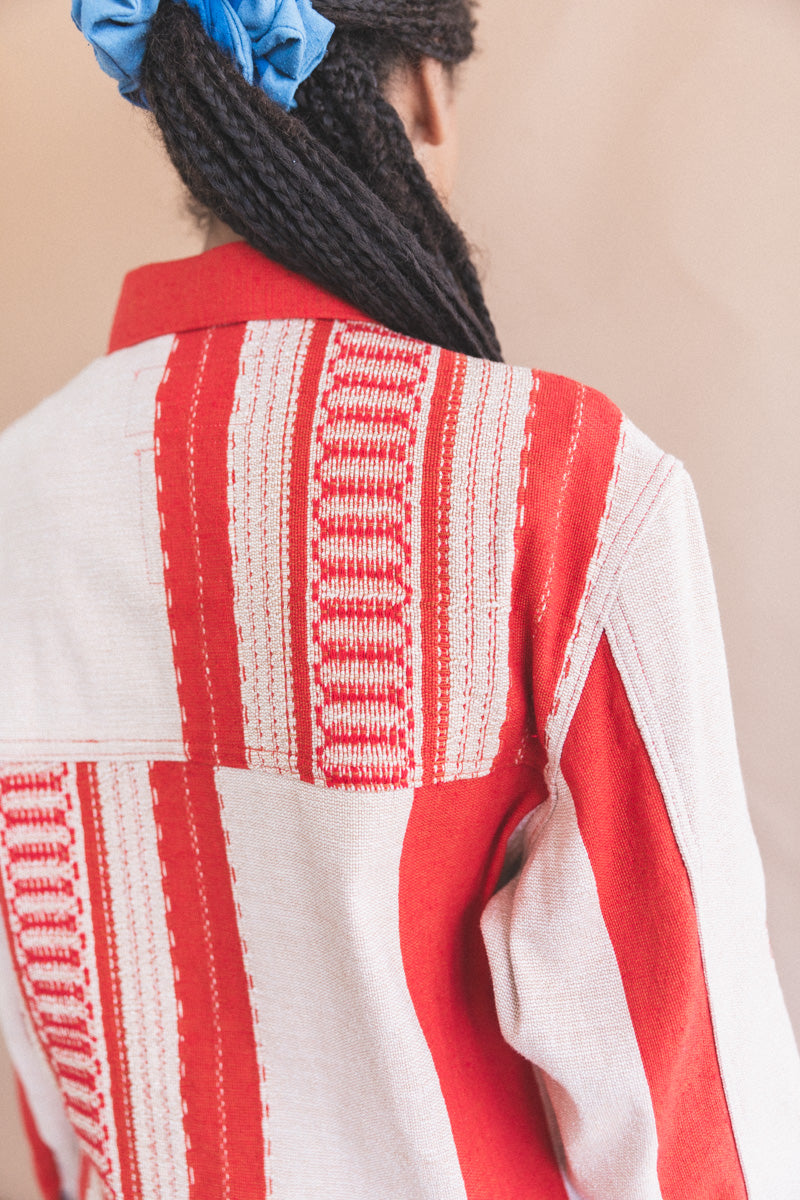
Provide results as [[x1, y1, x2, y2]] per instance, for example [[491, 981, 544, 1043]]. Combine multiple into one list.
[[480, 462, 800, 1199], [0, 914, 80, 1200]]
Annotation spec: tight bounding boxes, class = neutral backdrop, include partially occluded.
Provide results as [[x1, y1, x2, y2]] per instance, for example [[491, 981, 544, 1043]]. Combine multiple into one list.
[[2, 0, 799, 1194]]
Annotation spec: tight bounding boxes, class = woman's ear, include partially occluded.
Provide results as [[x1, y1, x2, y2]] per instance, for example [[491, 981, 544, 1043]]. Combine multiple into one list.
[[413, 56, 454, 149], [384, 57, 460, 202]]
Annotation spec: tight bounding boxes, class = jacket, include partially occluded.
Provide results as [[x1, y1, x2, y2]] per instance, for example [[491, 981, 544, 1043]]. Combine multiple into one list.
[[1, 242, 798, 1200]]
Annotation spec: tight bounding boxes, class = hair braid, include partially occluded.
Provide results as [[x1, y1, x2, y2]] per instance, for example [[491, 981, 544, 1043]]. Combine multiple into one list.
[[317, 1, 477, 63], [293, 33, 495, 336], [142, 0, 502, 361]]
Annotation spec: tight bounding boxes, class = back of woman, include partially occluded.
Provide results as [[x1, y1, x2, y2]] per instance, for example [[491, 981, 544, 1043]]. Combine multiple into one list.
[[1, 3, 799, 1198]]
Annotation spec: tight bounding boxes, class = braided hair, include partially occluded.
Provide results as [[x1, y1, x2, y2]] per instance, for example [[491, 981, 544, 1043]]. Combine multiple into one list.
[[141, 0, 503, 361]]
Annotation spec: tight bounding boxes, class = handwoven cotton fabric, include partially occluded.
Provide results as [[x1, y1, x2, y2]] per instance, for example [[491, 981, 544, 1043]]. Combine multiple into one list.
[[0, 242, 798, 1200]]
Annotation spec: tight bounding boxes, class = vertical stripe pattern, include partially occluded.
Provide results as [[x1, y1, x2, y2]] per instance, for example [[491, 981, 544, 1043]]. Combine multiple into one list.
[[442, 360, 534, 777], [306, 323, 435, 788], [420, 350, 462, 785], [515, 376, 623, 732], [545, 418, 675, 756], [76, 763, 140, 1200], [288, 321, 332, 783], [151, 321, 615, 790], [149, 761, 268, 1200], [480, 762, 663, 1200], [0, 899, 81, 1197], [399, 766, 570, 1200], [91, 762, 190, 1200], [0, 765, 124, 1197], [564, 635, 746, 1197], [605, 461, 800, 1196], [155, 327, 248, 767], [4, 243, 798, 1200], [214, 767, 468, 1200], [229, 319, 312, 775]]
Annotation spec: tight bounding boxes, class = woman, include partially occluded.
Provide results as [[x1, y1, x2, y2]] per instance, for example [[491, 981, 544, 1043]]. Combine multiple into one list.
[[0, 1, 798, 1197]]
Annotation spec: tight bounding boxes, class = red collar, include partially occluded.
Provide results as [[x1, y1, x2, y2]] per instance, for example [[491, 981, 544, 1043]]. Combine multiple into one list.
[[108, 242, 370, 353]]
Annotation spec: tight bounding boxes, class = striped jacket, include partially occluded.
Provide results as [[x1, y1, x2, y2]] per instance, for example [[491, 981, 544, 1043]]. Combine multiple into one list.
[[1, 243, 798, 1200]]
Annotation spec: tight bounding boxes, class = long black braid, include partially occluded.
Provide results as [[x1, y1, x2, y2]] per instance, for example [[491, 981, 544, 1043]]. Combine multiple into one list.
[[141, 0, 502, 361]]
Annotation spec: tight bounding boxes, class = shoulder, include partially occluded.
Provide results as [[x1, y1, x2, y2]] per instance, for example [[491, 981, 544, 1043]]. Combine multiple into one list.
[[328, 325, 681, 758], [0, 336, 174, 514], [449, 351, 680, 746], [445, 349, 677, 619], [0, 337, 174, 460]]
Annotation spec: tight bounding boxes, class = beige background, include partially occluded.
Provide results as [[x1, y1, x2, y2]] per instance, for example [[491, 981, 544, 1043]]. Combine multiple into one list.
[[1, 0, 799, 1193]]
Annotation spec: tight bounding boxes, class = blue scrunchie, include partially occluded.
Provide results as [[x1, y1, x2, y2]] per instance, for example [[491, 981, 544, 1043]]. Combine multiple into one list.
[[71, 0, 335, 110]]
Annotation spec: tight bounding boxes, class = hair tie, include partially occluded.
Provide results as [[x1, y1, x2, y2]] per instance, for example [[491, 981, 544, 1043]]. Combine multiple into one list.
[[71, 0, 335, 109]]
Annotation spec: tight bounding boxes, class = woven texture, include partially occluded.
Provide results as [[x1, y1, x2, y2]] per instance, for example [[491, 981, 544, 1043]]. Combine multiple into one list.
[[0, 243, 798, 1200]]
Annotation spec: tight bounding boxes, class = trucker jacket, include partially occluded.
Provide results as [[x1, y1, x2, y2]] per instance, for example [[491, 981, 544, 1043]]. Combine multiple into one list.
[[1, 243, 798, 1200]]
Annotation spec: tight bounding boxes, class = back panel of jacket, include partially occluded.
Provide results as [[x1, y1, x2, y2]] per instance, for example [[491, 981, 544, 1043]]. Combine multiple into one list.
[[1, 246, 797, 1200]]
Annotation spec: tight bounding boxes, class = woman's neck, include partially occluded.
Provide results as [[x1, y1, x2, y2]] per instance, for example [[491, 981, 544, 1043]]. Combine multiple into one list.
[[204, 216, 244, 252]]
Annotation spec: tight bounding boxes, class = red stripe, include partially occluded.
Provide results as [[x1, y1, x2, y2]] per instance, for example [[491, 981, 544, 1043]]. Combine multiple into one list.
[[15, 1074, 63, 1200], [563, 635, 746, 1197], [419, 350, 464, 785], [155, 326, 248, 767], [288, 321, 332, 783], [78, 1154, 91, 1199], [149, 762, 267, 1200], [514, 377, 622, 733], [399, 766, 569, 1199], [76, 763, 140, 1200]]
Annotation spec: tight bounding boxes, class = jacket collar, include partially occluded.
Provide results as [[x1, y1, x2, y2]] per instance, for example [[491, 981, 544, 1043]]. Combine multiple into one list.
[[108, 242, 369, 353]]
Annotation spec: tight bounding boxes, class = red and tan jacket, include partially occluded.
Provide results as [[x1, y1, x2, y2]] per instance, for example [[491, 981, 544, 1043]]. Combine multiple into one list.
[[1, 244, 798, 1200]]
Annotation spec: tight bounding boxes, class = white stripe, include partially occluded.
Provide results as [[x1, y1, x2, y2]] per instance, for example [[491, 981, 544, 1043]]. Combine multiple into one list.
[[214, 766, 468, 1200], [0, 338, 183, 757], [409, 345, 441, 779], [606, 463, 800, 1196], [94, 762, 190, 1200], [84, 1159, 106, 1200], [444, 360, 533, 776], [480, 768, 663, 1200], [534, 1071, 586, 1200], [229, 319, 310, 773], [305, 323, 353, 784], [547, 416, 675, 758]]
